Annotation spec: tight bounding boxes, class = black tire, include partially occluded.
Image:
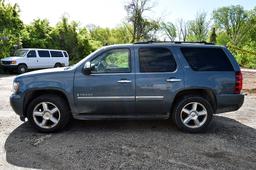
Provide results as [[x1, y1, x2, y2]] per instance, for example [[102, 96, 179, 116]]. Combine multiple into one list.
[[17, 64, 27, 74], [54, 63, 62, 68], [172, 95, 213, 133], [27, 94, 71, 132]]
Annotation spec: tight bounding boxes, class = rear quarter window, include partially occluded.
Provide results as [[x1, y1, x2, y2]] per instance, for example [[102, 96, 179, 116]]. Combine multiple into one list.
[[181, 47, 234, 71], [50, 51, 64, 57], [63, 51, 69, 57]]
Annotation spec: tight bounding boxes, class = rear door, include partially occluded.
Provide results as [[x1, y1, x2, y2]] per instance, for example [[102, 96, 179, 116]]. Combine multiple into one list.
[[135, 46, 184, 116], [37, 50, 52, 68]]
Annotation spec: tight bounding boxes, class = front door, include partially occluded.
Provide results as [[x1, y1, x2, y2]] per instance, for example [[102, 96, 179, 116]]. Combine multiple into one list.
[[135, 46, 184, 116], [74, 48, 135, 116]]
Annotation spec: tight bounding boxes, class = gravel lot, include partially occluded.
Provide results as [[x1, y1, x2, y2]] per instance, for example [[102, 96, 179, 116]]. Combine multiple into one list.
[[0, 74, 256, 170]]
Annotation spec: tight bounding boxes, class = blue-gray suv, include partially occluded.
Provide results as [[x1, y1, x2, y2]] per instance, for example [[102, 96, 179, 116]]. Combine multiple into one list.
[[10, 42, 244, 133]]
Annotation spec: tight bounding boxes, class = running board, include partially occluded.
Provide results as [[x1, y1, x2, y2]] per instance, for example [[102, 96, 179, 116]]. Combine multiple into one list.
[[73, 114, 169, 120]]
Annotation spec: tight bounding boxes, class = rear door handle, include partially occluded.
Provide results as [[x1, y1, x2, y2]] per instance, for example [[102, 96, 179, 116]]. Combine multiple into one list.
[[117, 80, 132, 83], [166, 78, 182, 82]]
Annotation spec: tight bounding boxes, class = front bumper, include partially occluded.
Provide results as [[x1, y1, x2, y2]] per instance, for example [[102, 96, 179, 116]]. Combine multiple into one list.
[[216, 94, 244, 114], [10, 93, 24, 117], [1, 64, 18, 70]]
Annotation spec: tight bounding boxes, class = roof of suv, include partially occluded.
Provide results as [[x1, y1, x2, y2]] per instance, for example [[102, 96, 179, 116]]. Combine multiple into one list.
[[105, 41, 224, 49]]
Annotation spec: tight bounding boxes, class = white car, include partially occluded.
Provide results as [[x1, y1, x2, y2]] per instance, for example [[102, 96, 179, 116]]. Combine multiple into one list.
[[0, 48, 69, 73]]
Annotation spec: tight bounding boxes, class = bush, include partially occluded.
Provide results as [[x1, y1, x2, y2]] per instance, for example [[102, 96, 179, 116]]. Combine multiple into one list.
[[236, 53, 256, 68], [227, 43, 256, 69]]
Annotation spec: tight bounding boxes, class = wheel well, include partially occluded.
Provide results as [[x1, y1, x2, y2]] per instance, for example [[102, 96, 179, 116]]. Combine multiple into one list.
[[23, 90, 71, 117], [54, 63, 62, 66], [171, 89, 217, 114], [18, 63, 27, 67]]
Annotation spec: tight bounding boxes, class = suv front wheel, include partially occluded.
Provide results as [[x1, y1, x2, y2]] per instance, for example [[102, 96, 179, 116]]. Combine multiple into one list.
[[17, 64, 27, 74], [172, 96, 213, 133], [27, 94, 71, 132]]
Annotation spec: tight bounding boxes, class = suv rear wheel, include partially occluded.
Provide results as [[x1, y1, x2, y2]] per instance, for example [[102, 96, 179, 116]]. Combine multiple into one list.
[[27, 94, 71, 132], [172, 95, 213, 133]]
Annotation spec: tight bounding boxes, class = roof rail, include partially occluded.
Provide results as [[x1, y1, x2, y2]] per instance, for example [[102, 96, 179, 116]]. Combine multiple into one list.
[[173, 41, 215, 45], [134, 41, 215, 45]]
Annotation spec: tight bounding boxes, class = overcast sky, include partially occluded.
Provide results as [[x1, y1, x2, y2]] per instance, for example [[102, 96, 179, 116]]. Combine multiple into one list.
[[6, 0, 256, 28]]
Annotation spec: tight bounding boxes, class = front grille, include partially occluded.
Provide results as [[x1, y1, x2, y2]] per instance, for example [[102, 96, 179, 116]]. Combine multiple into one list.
[[1, 61, 11, 65]]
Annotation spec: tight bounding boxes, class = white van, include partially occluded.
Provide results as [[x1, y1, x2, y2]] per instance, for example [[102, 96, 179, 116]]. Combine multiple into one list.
[[0, 48, 69, 73]]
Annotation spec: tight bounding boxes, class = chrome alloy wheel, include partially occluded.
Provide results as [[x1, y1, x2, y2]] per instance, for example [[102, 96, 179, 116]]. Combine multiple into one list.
[[32, 102, 61, 129], [180, 102, 208, 129]]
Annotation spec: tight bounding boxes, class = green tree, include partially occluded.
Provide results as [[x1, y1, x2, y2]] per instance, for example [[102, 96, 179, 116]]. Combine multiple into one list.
[[89, 26, 112, 45], [161, 22, 176, 41], [125, 0, 160, 42], [216, 31, 230, 45], [213, 5, 256, 46], [50, 17, 81, 62], [90, 25, 132, 45], [187, 12, 209, 41], [22, 19, 52, 48], [176, 19, 188, 41], [0, 0, 23, 58]]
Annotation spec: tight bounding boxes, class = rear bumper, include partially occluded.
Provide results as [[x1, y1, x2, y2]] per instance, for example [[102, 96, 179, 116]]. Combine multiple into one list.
[[216, 94, 244, 114]]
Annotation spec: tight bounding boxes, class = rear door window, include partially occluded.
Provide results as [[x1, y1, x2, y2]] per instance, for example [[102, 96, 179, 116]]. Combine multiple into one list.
[[38, 50, 50, 57], [50, 51, 64, 57], [139, 47, 177, 72], [181, 47, 233, 71]]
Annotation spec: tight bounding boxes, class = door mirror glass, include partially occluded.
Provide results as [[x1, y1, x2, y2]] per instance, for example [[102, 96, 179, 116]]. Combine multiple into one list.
[[83, 61, 91, 75]]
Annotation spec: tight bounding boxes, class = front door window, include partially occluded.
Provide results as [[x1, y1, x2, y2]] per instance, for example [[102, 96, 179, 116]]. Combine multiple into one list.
[[91, 49, 130, 73]]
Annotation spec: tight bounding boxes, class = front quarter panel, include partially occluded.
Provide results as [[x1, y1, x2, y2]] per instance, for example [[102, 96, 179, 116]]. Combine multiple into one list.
[[15, 70, 76, 114]]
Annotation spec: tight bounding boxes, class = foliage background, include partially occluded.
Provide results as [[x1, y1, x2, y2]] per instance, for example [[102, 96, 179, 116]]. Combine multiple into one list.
[[1, 0, 256, 69]]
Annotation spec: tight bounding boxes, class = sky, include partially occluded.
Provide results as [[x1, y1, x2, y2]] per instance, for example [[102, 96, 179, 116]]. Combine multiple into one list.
[[6, 0, 256, 28]]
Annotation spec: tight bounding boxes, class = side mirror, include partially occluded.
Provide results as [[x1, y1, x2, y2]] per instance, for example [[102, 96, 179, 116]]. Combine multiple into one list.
[[83, 61, 91, 75]]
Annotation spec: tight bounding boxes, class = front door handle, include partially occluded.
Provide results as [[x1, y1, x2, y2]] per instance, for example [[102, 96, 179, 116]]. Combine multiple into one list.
[[166, 78, 182, 82], [117, 80, 132, 83]]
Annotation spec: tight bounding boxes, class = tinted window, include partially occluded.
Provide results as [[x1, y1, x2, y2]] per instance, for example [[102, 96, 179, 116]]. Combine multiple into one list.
[[139, 47, 177, 72], [27, 50, 36, 58], [38, 50, 50, 57], [50, 51, 63, 57], [181, 47, 233, 71], [91, 49, 130, 73], [64, 51, 69, 57]]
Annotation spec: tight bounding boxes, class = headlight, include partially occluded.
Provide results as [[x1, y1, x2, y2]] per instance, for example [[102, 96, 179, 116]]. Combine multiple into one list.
[[12, 82, 19, 93], [11, 60, 16, 64]]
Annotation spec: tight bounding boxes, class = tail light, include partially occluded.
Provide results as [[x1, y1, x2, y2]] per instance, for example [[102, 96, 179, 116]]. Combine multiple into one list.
[[234, 71, 243, 94]]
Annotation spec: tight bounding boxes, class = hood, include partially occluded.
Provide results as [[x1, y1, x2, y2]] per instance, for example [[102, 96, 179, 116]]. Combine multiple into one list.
[[1, 56, 22, 61], [16, 67, 71, 78]]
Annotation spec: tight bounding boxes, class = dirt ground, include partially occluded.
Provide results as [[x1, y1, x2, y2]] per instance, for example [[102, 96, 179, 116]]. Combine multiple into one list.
[[0, 74, 256, 170], [242, 70, 256, 95]]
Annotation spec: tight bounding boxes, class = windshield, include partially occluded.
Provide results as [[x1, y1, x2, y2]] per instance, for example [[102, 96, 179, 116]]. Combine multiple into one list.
[[66, 47, 104, 70], [14, 49, 28, 57]]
